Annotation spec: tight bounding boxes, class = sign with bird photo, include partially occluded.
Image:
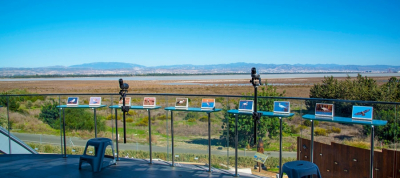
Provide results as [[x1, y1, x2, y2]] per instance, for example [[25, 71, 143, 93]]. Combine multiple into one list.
[[352, 106, 373, 120], [273, 101, 290, 113], [201, 98, 215, 110], [315, 103, 334, 117], [143, 97, 156, 108], [67, 97, 79, 106], [175, 98, 188, 109], [89, 97, 101, 106], [238, 100, 253, 112]]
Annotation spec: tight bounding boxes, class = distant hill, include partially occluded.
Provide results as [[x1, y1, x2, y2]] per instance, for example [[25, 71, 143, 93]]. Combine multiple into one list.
[[70, 62, 145, 69], [1, 62, 399, 77]]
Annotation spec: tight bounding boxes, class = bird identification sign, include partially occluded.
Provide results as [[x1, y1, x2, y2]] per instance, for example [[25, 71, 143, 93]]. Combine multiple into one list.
[[352, 106, 373, 120], [253, 152, 268, 163], [273, 101, 290, 114]]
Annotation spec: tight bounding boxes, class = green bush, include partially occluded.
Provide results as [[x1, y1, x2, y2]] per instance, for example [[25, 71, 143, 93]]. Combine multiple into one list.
[[188, 118, 196, 122], [26, 100, 33, 109], [106, 114, 115, 120], [330, 126, 341, 133], [126, 118, 134, 123], [136, 117, 149, 126], [156, 115, 170, 120], [199, 115, 208, 122], [314, 127, 327, 136]]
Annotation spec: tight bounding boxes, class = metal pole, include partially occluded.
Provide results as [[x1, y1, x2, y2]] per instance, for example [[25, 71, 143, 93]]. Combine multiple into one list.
[[311, 120, 314, 163], [94, 108, 97, 138], [115, 109, 119, 160], [254, 86, 257, 145], [171, 110, 174, 167], [279, 117, 282, 178], [234, 114, 239, 177], [208, 112, 211, 172], [7, 96, 11, 154], [59, 96, 62, 156], [63, 109, 67, 158], [148, 109, 152, 164], [123, 109, 126, 144], [370, 125, 374, 178]]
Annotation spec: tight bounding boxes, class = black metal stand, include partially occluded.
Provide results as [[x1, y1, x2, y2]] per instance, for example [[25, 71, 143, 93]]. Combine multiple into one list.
[[171, 110, 174, 167], [94, 108, 97, 138], [279, 117, 282, 178], [63, 109, 67, 158], [234, 114, 239, 177], [148, 109, 153, 164], [115, 109, 120, 160], [311, 120, 314, 163], [370, 125, 374, 178], [207, 112, 212, 172]]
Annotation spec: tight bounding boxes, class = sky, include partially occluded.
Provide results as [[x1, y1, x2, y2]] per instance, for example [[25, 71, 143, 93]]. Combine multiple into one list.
[[0, 0, 399, 68]]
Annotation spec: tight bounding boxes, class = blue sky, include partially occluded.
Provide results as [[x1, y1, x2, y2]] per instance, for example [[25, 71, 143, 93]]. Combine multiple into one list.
[[0, 0, 399, 67]]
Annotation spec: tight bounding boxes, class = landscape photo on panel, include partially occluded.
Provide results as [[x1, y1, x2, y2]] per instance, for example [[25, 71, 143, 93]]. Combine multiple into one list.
[[175, 98, 188, 107], [239, 100, 254, 112], [118, 97, 131, 106], [273, 101, 290, 113], [67, 97, 79, 105], [201, 98, 215, 109], [352, 106, 373, 120], [143, 97, 156, 106], [89, 97, 101, 105], [315, 103, 334, 117]]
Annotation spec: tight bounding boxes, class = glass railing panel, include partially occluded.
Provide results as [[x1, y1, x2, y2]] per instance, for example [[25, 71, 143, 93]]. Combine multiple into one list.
[[3, 95, 62, 154]]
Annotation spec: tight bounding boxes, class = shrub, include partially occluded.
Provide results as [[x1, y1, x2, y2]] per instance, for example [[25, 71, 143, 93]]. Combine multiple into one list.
[[106, 114, 114, 120], [26, 100, 33, 109], [290, 125, 300, 134], [136, 117, 149, 126], [303, 120, 319, 127], [156, 115, 170, 120], [299, 125, 308, 130], [126, 118, 134, 123], [188, 118, 196, 122], [314, 127, 327, 136], [330, 126, 341, 133], [199, 116, 208, 122]]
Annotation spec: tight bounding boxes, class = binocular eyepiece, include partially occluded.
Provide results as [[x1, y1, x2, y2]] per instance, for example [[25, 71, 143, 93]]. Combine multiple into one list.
[[251, 67, 260, 79], [119, 79, 129, 90]]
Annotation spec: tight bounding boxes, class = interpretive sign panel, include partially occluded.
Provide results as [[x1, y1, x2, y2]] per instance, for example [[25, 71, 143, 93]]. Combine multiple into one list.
[[273, 101, 290, 114], [352, 106, 373, 120]]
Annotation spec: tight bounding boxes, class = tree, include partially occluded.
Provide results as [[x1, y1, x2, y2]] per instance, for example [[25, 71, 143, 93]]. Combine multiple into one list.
[[307, 74, 400, 142], [220, 80, 287, 148]]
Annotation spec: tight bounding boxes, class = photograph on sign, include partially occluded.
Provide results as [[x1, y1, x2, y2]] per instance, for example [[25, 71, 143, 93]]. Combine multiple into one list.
[[238, 100, 254, 112], [201, 98, 215, 110], [89, 97, 101, 106], [352, 106, 373, 120], [143, 97, 156, 108], [67, 97, 79, 106], [253, 152, 268, 163], [315, 103, 334, 117], [175, 98, 189, 109], [273, 101, 290, 113], [119, 97, 131, 106]]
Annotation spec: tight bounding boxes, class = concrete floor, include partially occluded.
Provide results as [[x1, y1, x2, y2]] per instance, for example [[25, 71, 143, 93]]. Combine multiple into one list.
[[0, 154, 265, 178]]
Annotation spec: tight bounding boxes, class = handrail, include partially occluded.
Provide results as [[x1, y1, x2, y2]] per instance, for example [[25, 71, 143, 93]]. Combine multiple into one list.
[[0, 93, 399, 105]]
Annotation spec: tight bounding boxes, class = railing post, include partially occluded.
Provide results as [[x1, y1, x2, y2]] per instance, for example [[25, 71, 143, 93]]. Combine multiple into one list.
[[370, 125, 374, 178], [7, 96, 11, 154]]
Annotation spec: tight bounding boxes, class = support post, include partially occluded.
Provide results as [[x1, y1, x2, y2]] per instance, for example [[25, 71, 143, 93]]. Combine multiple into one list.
[[370, 125, 374, 178], [279, 117, 282, 178], [115, 109, 119, 160], [234, 114, 239, 177], [94, 108, 97, 138], [148, 109, 152, 164], [63, 109, 67, 158], [208, 112, 212, 172], [171, 110, 174, 167], [311, 120, 314, 163]]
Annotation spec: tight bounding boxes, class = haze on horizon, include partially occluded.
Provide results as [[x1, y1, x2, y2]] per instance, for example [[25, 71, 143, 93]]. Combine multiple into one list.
[[0, 1, 399, 68]]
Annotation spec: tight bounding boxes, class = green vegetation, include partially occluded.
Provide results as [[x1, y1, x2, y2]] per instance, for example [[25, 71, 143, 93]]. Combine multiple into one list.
[[314, 127, 327, 136], [220, 80, 293, 148], [307, 75, 400, 142]]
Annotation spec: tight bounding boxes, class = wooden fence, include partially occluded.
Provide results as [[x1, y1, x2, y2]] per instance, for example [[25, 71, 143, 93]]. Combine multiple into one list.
[[297, 137, 400, 178]]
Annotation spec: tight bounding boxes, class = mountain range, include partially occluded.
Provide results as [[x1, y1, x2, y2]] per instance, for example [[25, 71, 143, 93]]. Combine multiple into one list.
[[1, 62, 399, 77]]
